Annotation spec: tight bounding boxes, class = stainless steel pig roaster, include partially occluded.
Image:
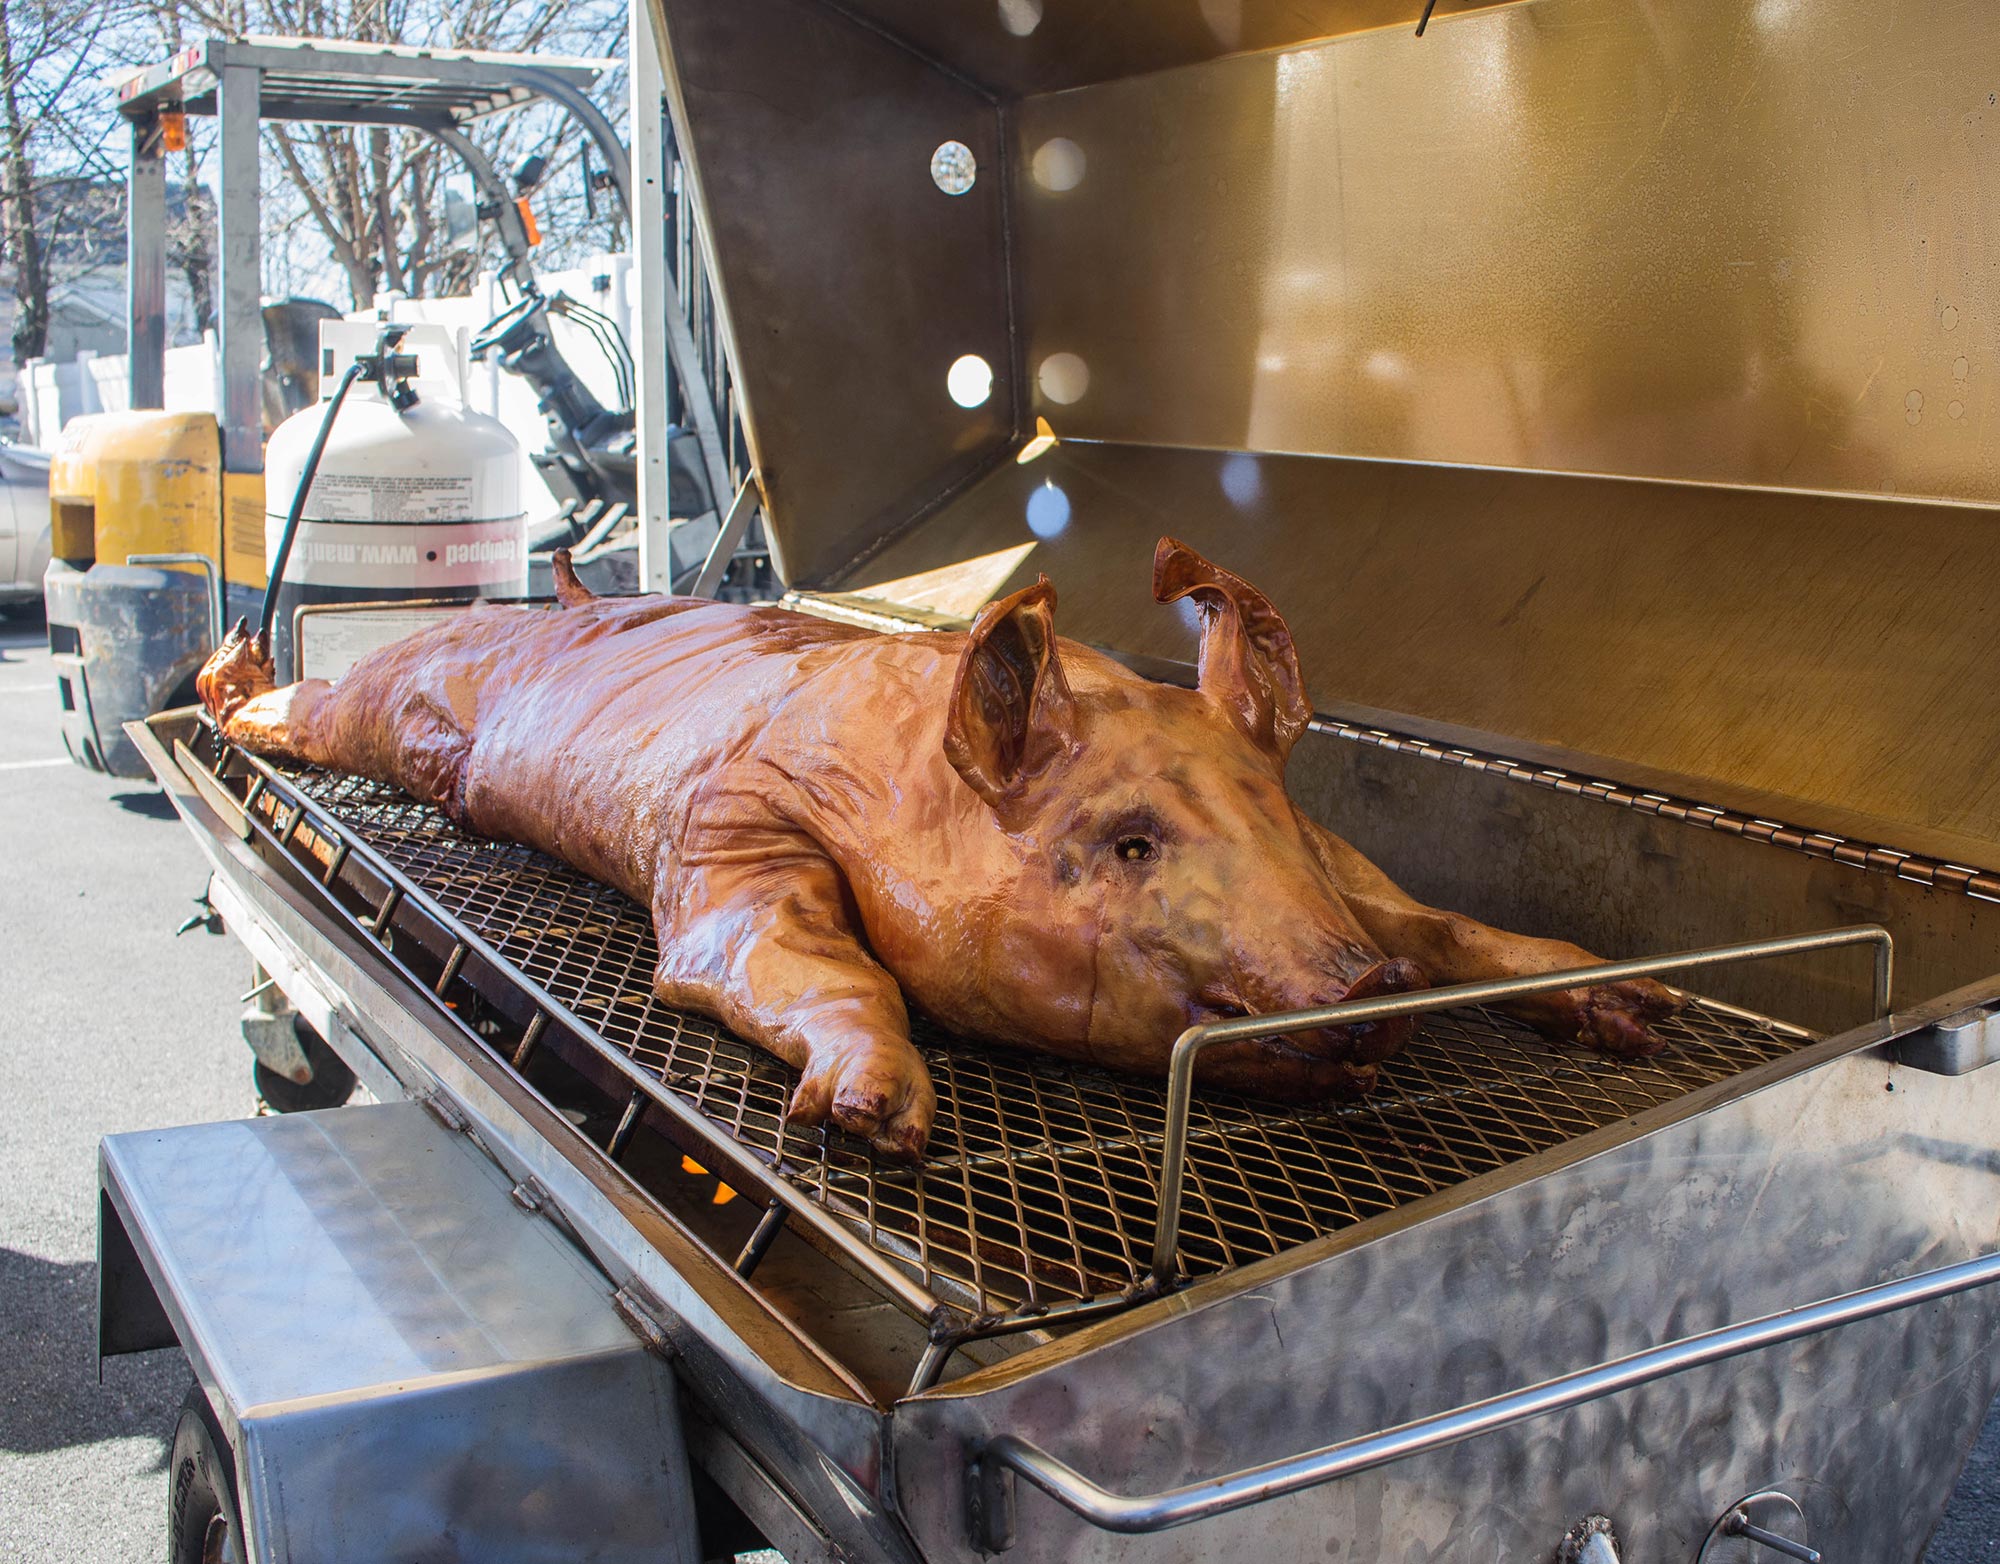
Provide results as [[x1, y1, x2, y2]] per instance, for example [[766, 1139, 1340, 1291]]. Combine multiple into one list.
[[117, 1, 2000, 1559]]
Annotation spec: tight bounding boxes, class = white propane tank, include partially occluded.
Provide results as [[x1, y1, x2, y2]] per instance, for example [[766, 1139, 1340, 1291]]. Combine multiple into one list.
[[264, 320, 525, 679]]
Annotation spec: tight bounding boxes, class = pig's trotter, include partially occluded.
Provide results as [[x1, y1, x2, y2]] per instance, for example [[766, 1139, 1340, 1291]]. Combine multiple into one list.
[[1565, 978, 1682, 1058], [786, 1037, 938, 1162], [1297, 815, 1684, 1058], [196, 619, 278, 727], [193, 623, 336, 766], [655, 844, 940, 1160], [1194, 1037, 1382, 1101]]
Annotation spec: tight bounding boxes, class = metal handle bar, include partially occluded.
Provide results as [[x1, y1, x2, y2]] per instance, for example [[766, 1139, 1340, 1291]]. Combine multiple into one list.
[[126, 552, 223, 650], [1152, 925, 1893, 1284], [1725, 1511, 1821, 1562], [970, 1243, 2000, 1549]]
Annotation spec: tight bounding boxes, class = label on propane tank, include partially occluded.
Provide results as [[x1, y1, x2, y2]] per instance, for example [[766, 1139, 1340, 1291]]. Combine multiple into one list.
[[305, 472, 480, 523], [269, 517, 528, 589]]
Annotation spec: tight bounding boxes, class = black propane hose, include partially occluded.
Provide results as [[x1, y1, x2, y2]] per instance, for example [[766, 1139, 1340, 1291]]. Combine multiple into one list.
[[257, 357, 367, 649]]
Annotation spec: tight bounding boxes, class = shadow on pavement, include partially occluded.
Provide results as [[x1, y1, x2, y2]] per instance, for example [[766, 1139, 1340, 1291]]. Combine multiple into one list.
[[0, 603, 47, 650], [0, 1247, 181, 1469], [110, 791, 180, 821]]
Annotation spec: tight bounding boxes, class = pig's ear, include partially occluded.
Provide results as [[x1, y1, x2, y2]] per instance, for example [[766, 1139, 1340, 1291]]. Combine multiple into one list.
[[1152, 537, 1309, 759], [945, 575, 1074, 808]]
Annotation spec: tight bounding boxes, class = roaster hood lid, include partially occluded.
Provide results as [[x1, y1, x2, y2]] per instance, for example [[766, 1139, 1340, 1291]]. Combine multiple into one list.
[[650, 0, 2000, 871]]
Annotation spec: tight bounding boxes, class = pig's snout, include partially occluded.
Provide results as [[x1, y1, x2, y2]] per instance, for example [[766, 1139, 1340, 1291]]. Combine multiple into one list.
[[1291, 956, 1429, 1065]]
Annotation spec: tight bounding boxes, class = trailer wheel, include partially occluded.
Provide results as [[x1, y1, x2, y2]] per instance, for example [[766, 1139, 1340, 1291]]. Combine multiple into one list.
[[253, 1015, 357, 1113], [168, 1385, 245, 1564]]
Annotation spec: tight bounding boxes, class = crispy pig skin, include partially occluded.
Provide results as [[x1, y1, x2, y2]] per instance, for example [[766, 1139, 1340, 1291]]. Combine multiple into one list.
[[198, 542, 1678, 1160]]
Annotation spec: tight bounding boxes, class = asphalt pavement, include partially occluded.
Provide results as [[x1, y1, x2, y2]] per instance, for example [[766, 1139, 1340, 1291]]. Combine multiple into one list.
[[0, 609, 256, 1560], [0, 601, 1994, 1561]]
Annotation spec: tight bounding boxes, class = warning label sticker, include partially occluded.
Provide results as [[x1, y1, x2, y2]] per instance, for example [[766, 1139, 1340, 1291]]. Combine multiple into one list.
[[308, 472, 479, 523], [298, 606, 467, 681]]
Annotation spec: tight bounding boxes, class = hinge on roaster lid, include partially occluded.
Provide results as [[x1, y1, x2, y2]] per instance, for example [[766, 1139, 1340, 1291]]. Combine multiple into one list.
[[417, 1088, 472, 1136], [509, 1174, 553, 1214], [611, 1280, 677, 1358]]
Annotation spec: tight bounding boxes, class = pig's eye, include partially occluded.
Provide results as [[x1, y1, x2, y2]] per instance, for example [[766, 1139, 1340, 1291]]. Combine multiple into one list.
[[1115, 835, 1158, 864]]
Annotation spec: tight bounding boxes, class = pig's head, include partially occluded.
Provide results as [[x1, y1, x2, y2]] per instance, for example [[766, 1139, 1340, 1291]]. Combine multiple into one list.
[[930, 537, 1426, 1097]]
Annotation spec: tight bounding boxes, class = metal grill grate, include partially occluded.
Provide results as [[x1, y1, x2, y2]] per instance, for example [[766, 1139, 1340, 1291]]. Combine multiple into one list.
[[284, 767, 1814, 1324]]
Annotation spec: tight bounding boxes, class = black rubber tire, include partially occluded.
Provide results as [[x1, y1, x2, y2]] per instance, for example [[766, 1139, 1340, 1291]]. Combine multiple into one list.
[[253, 1014, 358, 1113], [168, 1384, 244, 1564]]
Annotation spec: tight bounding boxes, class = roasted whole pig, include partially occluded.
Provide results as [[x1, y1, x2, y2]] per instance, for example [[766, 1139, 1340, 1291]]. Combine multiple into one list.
[[198, 538, 1677, 1158]]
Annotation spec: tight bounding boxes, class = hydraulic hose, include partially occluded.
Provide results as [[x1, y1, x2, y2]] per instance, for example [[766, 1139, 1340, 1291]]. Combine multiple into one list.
[[258, 357, 365, 648]]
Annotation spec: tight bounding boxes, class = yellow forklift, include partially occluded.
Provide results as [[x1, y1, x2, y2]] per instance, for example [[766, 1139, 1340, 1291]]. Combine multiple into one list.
[[45, 36, 685, 777], [48, 412, 260, 774], [49, 36, 750, 1112]]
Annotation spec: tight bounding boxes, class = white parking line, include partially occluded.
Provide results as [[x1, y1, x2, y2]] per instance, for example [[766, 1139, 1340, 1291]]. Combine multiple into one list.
[[0, 757, 68, 771]]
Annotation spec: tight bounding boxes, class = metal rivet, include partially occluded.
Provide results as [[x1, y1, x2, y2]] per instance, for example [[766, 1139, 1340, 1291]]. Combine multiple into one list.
[[930, 140, 976, 195]]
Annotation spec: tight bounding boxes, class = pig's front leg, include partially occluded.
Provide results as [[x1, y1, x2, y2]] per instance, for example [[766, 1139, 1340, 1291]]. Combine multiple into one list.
[[652, 843, 936, 1161], [1298, 815, 1682, 1057]]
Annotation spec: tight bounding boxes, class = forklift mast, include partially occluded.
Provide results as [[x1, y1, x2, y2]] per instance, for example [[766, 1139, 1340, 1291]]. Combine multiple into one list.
[[111, 35, 749, 593]]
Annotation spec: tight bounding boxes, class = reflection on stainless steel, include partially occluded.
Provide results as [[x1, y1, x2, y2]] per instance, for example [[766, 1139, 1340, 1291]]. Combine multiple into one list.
[[948, 354, 995, 408], [1015, 417, 1059, 465], [1218, 453, 1261, 508], [996, 0, 1041, 41], [1151, 926, 1891, 1284], [969, 1246, 2000, 1547], [1010, 0, 2000, 503], [1024, 479, 1068, 537], [1285, 718, 2000, 1035], [1029, 138, 1084, 192], [657, 0, 2000, 869], [652, 0, 1012, 584], [1036, 352, 1088, 406], [838, 444, 2000, 872]]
